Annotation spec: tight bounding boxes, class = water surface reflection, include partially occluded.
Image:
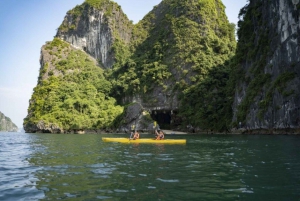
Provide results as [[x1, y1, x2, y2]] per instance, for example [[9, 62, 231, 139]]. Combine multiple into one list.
[[1, 133, 300, 200]]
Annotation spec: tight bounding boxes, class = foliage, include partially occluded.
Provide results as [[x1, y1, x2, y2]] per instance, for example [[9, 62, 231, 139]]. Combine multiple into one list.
[[236, 73, 271, 122], [231, 1, 274, 123], [0, 112, 18, 131], [257, 72, 296, 119], [273, 72, 296, 93], [24, 38, 123, 130], [109, 0, 236, 133], [179, 63, 234, 132], [58, 0, 128, 33], [28, 0, 239, 132], [231, 0, 297, 124]]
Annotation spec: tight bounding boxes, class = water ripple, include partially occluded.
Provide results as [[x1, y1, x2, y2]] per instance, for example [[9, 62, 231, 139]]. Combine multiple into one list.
[[157, 178, 180, 183], [1, 133, 300, 200]]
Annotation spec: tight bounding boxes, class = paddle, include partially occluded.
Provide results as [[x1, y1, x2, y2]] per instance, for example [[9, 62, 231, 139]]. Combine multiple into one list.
[[129, 124, 135, 140], [153, 121, 158, 139], [155, 129, 164, 140]]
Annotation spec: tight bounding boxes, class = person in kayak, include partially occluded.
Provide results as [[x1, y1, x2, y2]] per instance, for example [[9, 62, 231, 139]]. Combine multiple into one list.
[[155, 130, 164, 140], [130, 124, 135, 139], [133, 131, 140, 140]]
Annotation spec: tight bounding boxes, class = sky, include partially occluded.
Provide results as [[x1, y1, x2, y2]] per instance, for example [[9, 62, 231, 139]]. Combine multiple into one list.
[[0, 0, 247, 128]]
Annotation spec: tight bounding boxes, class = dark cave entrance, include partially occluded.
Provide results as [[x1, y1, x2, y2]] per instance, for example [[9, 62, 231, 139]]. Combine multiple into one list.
[[150, 110, 179, 130]]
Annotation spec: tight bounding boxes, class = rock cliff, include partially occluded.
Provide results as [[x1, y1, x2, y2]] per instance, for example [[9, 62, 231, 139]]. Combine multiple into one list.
[[56, 0, 132, 69], [0, 112, 18, 132], [23, 38, 123, 133], [24, 0, 237, 133], [109, 0, 236, 131], [232, 0, 300, 133]]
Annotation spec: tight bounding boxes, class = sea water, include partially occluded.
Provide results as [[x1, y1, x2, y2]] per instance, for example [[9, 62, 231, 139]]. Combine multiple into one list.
[[1, 132, 300, 200]]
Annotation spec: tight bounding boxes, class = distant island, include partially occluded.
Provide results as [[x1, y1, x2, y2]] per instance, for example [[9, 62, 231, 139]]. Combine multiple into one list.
[[0, 111, 18, 132]]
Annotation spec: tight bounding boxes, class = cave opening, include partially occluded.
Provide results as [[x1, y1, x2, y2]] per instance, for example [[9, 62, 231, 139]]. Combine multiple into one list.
[[150, 110, 179, 130]]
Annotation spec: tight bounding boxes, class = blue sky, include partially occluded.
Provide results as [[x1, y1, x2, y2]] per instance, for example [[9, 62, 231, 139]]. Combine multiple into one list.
[[0, 0, 247, 128]]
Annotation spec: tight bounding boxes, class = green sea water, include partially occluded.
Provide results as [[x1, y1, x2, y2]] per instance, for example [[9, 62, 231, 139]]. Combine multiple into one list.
[[1, 132, 300, 200]]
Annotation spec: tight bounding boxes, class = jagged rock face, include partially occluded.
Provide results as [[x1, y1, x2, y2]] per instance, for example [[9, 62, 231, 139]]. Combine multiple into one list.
[[115, 102, 158, 133], [233, 0, 300, 133], [24, 121, 63, 134], [120, 0, 235, 113], [56, 3, 132, 69], [25, 0, 236, 133], [126, 103, 157, 131], [38, 40, 98, 82], [0, 112, 18, 132]]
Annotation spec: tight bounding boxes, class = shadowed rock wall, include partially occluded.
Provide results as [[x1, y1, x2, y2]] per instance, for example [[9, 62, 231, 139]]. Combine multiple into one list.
[[233, 0, 300, 133]]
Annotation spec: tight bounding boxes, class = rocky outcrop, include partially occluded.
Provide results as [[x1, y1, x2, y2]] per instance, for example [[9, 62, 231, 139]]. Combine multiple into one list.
[[24, 0, 236, 133], [24, 120, 106, 134], [38, 39, 98, 82], [0, 112, 18, 132], [232, 0, 300, 133], [23, 38, 124, 134], [113, 0, 236, 124], [24, 121, 63, 134], [56, 1, 132, 69], [117, 102, 159, 133]]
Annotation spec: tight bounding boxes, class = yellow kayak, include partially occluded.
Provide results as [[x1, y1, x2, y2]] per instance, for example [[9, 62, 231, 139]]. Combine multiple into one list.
[[102, 137, 186, 144]]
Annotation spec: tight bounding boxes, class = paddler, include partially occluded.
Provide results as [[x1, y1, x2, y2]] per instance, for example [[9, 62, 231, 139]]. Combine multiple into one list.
[[130, 124, 135, 139], [155, 130, 164, 140], [132, 131, 140, 140]]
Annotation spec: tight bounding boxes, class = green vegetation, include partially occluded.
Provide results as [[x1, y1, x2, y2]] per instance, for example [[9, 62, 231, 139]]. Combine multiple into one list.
[[230, 1, 271, 124], [38, 0, 299, 133], [231, 1, 297, 124], [257, 72, 296, 119], [58, 0, 131, 33], [179, 64, 234, 131], [108, 0, 236, 132], [0, 112, 18, 131], [28, 0, 240, 132], [24, 38, 123, 130]]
